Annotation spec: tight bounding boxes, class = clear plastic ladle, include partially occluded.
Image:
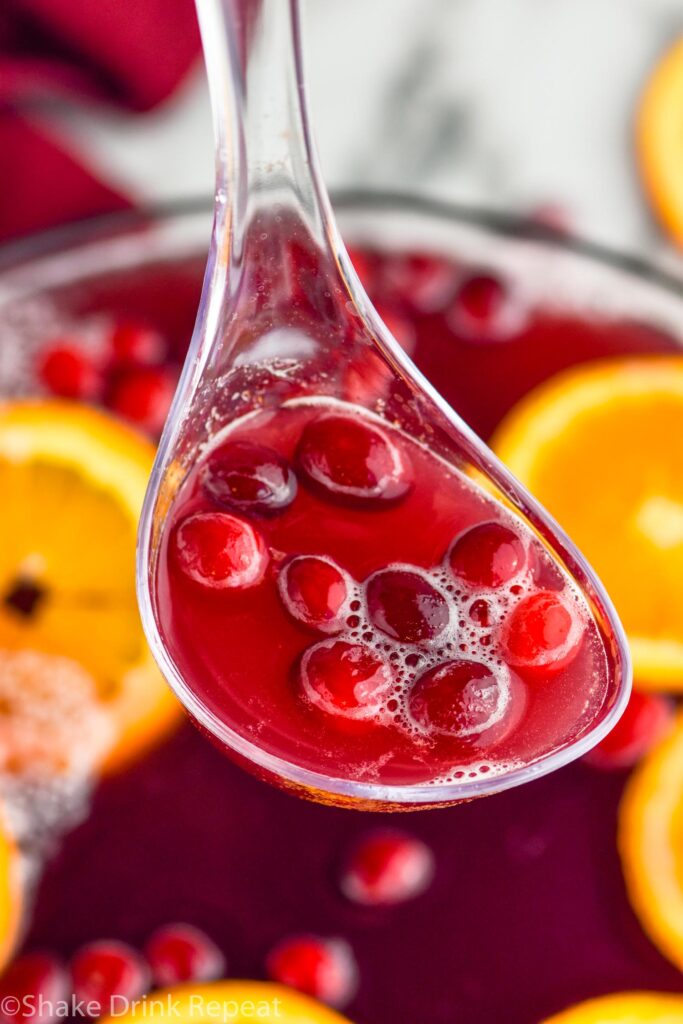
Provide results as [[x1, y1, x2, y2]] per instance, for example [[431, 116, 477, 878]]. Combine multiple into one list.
[[137, 0, 631, 808]]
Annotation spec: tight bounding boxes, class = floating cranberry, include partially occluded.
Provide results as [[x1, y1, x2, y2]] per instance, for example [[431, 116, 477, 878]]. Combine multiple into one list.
[[266, 936, 358, 1008], [70, 941, 149, 1018], [296, 413, 412, 505], [200, 442, 296, 516], [0, 953, 69, 1024], [107, 320, 166, 368], [279, 556, 350, 632], [109, 366, 176, 432], [174, 511, 269, 590], [502, 590, 584, 673], [380, 253, 456, 313], [409, 659, 510, 738], [38, 344, 102, 400], [108, 367, 176, 435], [341, 829, 435, 906], [300, 640, 392, 719], [145, 924, 225, 986], [447, 272, 511, 339], [366, 569, 450, 644], [584, 691, 674, 770], [448, 522, 527, 589]]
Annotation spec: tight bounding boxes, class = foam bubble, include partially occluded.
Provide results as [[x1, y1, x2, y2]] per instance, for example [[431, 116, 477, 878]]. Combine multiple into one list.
[[290, 506, 590, 782], [426, 759, 523, 785]]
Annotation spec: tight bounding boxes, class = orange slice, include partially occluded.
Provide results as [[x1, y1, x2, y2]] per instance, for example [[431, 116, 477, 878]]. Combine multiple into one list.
[[98, 981, 353, 1024], [542, 992, 683, 1023], [492, 356, 683, 690], [0, 400, 181, 772], [637, 36, 683, 247], [619, 710, 683, 970], [0, 804, 21, 970]]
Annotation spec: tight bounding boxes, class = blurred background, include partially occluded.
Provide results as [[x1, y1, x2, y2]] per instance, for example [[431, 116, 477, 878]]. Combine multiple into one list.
[[2, 0, 682, 264]]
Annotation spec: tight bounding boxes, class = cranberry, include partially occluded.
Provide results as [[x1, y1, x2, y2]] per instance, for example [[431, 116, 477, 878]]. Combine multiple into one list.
[[174, 511, 269, 590], [70, 941, 149, 1018], [200, 442, 296, 516], [366, 569, 450, 644], [296, 413, 412, 505], [375, 304, 416, 356], [107, 321, 166, 367], [447, 272, 511, 339], [145, 924, 225, 986], [278, 556, 350, 632], [380, 254, 456, 313], [341, 829, 435, 906], [502, 590, 584, 672], [108, 367, 176, 434], [266, 936, 358, 1008], [38, 344, 102, 400], [0, 953, 68, 1024], [299, 640, 392, 719], [409, 659, 510, 738], [584, 691, 674, 770], [448, 522, 527, 589]]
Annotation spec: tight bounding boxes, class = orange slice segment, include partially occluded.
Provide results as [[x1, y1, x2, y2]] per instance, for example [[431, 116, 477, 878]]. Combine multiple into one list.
[[637, 36, 683, 247], [0, 804, 21, 971], [542, 992, 683, 1023], [0, 400, 181, 772], [98, 981, 353, 1024], [619, 710, 683, 970], [492, 356, 683, 690]]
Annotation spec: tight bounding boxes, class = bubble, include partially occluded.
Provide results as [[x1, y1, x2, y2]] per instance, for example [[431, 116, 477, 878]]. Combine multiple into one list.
[[278, 455, 593, 784], [426, 759, 523, 786]]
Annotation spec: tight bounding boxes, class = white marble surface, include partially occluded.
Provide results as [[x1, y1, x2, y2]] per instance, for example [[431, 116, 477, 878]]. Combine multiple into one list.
[[46, 0, 683, 266]]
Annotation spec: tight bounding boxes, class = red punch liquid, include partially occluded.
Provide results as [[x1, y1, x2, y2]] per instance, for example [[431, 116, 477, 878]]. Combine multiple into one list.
[[19, 228, 682, 1024], [155, 397, 610, 788]]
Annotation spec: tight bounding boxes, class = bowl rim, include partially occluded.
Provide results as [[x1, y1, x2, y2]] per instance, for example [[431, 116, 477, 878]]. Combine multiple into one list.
[[0, 189, 644, 805], [1, 189, 682, 295]]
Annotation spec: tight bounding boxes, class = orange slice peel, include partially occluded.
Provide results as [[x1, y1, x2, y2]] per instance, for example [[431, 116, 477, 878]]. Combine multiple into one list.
[[542, 992, 683, 1023], [98, 980, 353, 1024], [0, 400, 181, 774], [493, 356, 683, 691], [0, 804, 22, 972], [619, 710, 683, 970], [637, 36, 683, 247]]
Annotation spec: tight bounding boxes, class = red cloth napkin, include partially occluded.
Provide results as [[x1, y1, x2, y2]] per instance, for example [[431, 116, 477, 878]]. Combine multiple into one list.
[[0, 0, 201, 242]]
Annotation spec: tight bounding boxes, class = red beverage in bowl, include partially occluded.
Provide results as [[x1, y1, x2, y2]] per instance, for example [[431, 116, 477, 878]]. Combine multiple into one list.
[[3, 199, 678, 1024]]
